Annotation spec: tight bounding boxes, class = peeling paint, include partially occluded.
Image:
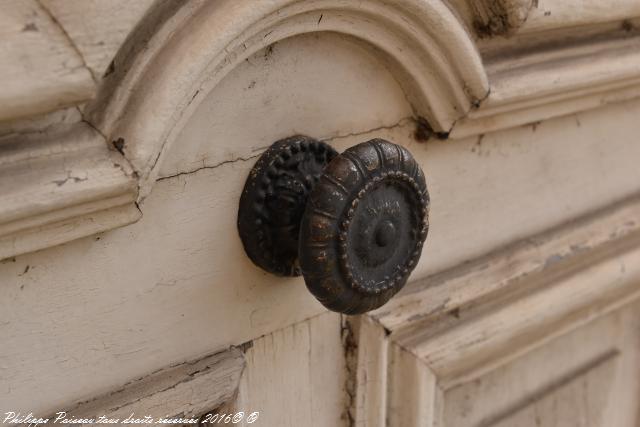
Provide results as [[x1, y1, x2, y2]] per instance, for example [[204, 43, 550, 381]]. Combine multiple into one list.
[[472, 0, 538, 38], [341, 316, 357, 427]]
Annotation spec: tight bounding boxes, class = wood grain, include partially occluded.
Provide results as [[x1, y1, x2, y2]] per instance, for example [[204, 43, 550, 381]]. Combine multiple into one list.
[[351, 316, 388, 427], [234, 312, 347, 427], [387, 342, 441, 427]]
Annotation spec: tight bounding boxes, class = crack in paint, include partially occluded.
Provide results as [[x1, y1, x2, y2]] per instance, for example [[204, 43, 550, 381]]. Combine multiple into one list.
[[156, 153, 263, 181], [35, 0, 98, 83]]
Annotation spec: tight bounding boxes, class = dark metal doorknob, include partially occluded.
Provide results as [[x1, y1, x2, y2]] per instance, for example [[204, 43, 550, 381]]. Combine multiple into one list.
[[238, 136, 429, 314]]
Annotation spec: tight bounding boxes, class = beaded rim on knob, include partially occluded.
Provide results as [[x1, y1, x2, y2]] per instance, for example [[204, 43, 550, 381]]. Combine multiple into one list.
[[238, 136, 429, 314]]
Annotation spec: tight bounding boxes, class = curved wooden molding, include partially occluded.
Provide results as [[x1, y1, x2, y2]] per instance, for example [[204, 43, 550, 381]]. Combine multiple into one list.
[[85, 0, 489, 199], [0, 124, 139, 260], [0, 0, 489, 260]]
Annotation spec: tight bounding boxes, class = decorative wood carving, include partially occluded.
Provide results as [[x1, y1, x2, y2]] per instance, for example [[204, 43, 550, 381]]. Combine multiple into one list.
[[86, 0, 488, 199]]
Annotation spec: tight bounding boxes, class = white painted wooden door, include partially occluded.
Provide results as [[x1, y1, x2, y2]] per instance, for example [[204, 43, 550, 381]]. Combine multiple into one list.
[[2, 1, 640, 425]]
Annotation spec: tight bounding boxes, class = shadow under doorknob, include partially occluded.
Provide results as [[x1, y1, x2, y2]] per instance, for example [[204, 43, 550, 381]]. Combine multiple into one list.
[[237, 135, 430, 314]]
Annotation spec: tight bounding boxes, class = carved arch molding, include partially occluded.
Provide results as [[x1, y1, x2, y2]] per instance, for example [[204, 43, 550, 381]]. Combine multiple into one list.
[[86, 0, 489, 198], [5, 0, 638, 260]]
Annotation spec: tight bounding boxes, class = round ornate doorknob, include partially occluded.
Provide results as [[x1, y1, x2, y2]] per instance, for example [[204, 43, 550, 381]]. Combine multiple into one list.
[[238, 136, 429, 314]]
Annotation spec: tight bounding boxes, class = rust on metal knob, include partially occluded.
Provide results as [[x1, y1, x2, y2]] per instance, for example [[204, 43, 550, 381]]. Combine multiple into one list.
[[238, 136, 430, 314]]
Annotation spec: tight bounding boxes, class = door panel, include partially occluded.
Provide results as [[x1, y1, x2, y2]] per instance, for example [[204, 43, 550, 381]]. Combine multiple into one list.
[[444, 301, 640, 427], [355, 195, 640, 426]]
